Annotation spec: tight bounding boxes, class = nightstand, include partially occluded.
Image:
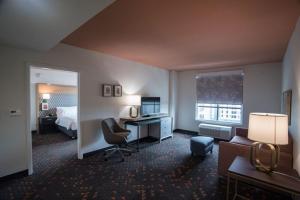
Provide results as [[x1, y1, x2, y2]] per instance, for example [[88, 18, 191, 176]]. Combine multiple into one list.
[[39, 116, 57, 134]]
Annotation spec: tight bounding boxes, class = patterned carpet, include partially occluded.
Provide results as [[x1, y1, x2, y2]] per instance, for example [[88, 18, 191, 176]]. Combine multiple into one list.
[[0, 133, 292, 200]]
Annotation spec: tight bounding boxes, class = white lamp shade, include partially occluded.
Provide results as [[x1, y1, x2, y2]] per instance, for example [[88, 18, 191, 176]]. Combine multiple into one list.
[[42, 93, 50, 100], [248, 113, 288, 145], [126, 95, 141, 106]]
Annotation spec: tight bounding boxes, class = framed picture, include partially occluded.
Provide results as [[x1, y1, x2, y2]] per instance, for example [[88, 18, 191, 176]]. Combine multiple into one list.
[[41, 103, 49, 111], [282, 90, 292, 125], [102, 84, 112, 97], [113, 85, 122, 97]]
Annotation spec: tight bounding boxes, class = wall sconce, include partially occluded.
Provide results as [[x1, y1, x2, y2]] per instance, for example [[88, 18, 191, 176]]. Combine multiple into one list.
[[126, 95, 141, 118], [42, 93, 50, 103], [41, 93, 50, 111]]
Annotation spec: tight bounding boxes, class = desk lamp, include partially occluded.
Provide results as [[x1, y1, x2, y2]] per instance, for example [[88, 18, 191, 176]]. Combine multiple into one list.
[[127, 95, 141, 118], [248, 113, 288, 173]]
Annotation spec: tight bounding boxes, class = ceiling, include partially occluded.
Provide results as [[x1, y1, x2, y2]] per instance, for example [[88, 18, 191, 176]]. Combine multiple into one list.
[[31, 67, 77, 86], [0, 0, 115, 51], [63, 0, 300, 70]]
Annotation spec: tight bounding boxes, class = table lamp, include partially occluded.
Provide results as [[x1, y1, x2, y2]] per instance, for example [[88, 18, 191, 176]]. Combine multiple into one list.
[[127, 95, 141, 118], [248, 113, 288, 173], [42, 93, 50, 102]]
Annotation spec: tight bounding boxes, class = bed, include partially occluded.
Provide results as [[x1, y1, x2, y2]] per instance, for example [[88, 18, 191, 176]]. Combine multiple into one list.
[[55, 106, 77, 139]]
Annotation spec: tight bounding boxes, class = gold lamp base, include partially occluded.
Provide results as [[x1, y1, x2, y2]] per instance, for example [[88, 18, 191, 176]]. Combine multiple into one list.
[[250, 142, 280, 173]]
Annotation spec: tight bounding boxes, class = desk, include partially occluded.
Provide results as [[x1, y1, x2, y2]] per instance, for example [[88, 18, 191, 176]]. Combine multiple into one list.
[[226, 156, 300, 200], [120, 115, 172, 151]]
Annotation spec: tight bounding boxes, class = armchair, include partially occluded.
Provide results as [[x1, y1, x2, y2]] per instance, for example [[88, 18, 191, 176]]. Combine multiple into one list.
[[101, 118, 132, 162]]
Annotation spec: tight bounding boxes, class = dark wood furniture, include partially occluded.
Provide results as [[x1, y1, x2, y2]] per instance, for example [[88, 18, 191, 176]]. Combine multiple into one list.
[[39, 116, 57, 134], [226, 156, 300, 200]]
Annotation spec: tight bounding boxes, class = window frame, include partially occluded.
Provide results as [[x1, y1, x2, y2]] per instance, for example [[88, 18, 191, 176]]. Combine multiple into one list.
[[195, 103, 243, 125]]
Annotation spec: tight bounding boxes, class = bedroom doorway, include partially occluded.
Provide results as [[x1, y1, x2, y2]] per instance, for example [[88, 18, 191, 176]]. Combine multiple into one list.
[[28, 65, 80, 175]]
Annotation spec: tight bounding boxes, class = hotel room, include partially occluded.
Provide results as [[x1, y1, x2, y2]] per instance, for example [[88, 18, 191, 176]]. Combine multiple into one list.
[[0, 0, 300, 199]]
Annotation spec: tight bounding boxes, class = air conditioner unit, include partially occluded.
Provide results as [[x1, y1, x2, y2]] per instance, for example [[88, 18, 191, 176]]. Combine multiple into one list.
[[198, 123, 232, 140]]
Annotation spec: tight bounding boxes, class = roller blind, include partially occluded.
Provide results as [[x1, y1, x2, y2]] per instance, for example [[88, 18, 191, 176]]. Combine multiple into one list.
[[196, 70, 243, 105]]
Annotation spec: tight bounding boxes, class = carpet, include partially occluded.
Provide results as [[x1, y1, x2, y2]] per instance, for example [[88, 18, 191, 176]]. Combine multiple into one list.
[[0, 133, 291, 200]]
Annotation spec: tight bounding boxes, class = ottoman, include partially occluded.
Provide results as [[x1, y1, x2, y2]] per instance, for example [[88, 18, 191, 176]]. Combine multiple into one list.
[[190, 136, 214, 157]]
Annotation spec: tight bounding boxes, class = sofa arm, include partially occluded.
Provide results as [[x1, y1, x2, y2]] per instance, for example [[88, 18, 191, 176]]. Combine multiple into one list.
[[218, 141, 251, 177], [235, 128, 248, 138]]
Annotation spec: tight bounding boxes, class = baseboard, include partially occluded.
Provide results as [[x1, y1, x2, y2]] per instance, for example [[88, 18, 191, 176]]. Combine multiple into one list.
[[173, 129, 198, 135], [0, 170, 28, 182]]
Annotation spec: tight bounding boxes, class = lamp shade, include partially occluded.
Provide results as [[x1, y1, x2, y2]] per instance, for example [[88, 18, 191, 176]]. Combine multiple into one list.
[[42, 93, 50, 100], [126, 95, 141, 106], [248, 113, 288, 145]]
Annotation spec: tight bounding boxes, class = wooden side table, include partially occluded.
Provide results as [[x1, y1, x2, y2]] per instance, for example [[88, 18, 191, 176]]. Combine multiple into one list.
[[226, 156, 300, 200], [39, 116, 57, 134]]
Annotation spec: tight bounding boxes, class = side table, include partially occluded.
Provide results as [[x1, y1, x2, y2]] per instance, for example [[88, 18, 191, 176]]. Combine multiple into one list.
[[226, 156, 300, 200]]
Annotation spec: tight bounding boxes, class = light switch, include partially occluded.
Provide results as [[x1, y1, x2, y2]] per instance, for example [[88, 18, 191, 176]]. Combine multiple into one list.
[[10, 109, 22, 116]]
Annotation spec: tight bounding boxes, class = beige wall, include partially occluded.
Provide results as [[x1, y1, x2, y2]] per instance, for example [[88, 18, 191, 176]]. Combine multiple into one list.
[[282, 17, 300, 173], [0, 44, 169, 177], [37, 84, 77, 94], [176, 63, 282, 132]]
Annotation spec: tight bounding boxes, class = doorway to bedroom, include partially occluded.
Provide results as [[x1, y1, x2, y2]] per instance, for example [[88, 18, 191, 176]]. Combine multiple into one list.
[[29, 66, 79, 174]]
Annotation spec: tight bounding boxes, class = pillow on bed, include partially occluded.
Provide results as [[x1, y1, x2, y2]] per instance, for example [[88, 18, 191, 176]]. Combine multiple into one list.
[[56, 106, 77, 118]]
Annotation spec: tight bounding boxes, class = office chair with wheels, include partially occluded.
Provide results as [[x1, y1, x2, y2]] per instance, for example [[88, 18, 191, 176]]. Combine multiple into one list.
[[101, 118, 132, 162]]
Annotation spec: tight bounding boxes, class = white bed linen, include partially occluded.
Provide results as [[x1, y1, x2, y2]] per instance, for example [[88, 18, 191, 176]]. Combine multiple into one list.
[[55, 106, 77, 130], [56, 116, 77, 130]]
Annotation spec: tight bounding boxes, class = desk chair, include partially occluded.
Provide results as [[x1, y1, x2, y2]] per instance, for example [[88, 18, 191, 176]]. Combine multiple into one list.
[[101, 118, 132, 162]]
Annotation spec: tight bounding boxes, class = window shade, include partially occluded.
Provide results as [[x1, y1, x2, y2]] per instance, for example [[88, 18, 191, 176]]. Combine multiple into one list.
[[196, 70, 243, 105]]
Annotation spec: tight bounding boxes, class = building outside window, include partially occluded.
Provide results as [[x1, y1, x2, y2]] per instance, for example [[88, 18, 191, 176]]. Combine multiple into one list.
[[196, 103, 242, 123]]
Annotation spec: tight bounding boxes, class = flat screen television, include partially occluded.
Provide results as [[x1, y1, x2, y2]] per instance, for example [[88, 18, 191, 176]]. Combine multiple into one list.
[[141, 97, 160, 116]]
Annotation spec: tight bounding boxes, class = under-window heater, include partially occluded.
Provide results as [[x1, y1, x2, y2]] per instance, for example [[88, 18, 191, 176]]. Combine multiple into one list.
[[198, 123, 232, 140]]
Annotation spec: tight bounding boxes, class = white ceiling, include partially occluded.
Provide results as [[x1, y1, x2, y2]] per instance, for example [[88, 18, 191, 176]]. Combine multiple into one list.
[[0, 0, 115, 51], [30, 67, 78, 86]]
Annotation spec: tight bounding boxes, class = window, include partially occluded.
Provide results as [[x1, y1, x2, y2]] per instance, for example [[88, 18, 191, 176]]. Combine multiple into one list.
[[196, 103, 242, 123], [196, 70, 244, 124]]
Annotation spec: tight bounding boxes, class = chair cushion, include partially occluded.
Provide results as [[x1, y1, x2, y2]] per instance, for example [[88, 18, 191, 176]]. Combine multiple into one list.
[[191, 136, 214, 147]]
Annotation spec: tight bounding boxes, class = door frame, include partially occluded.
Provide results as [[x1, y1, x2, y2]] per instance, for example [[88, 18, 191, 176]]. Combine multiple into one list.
[[26, 63, 82, 175]]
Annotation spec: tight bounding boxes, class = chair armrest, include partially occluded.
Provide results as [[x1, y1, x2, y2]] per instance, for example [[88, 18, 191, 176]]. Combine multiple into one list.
[[113, 131, 130, 138], [114, 124, 131, 133]]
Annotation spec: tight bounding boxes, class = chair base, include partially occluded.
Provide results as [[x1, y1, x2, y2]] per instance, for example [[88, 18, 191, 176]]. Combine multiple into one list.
[[104, 145, 132, 162]]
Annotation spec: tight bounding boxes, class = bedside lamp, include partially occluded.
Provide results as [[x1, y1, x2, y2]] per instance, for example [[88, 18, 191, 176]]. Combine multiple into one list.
[[248, 113, 288, 173], [41, 93, 50, 111], [42, 93, 50, 102], [127, 95, 141, 118]]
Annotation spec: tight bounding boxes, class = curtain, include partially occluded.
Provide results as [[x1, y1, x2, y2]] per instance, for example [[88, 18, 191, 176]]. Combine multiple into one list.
[[196, 70, 243, 105]]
